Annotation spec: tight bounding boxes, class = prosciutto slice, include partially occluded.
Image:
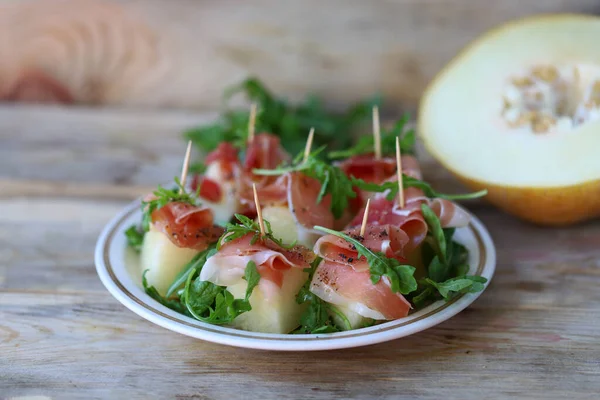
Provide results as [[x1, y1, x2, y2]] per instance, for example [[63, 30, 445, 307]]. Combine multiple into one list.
[[200, 233, 314, 300], [238, 133, 291, 215], [310, 260, 411, 320], [347, 189, 470, 252], [337, 154, 422, 209], [150, 202, 224, 251], [192, 141, 240, 204], [243, 133, 291, 172], [313, 225, 410, 271], [310, 226, 412, 320]]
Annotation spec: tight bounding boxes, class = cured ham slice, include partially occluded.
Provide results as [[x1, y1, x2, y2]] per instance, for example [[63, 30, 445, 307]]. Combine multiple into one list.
[[337, 154, 422, 209], [314, 225, 410, 270], [243, 133, 291, 172], [310, 260, 411, 320], [347, 190, 470, 252], [200, 233, 315, 333], [151, 202, 224, 251], [342, 153, 470, 251], [256, 172, 335, 247], [192, 142, 241, 224], [309, 226, 412, 321], [238, 133, 291, 214], [200, 234, 314, 289], [204, 142, 240, 176], [337, 154, 422, 182]]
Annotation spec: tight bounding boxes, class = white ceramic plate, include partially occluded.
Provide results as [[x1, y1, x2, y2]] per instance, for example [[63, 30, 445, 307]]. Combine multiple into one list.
[[95, 200, 496, 351]]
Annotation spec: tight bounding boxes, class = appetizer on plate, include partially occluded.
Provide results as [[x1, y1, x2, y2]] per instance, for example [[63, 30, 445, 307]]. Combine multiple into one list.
[[126, 107, 488, 334]]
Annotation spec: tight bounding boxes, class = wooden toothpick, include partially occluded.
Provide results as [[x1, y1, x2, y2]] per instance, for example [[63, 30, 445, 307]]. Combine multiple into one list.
[[360, 198, 371, 237], [252, 183, 266, 236], [372, 106, 382, 160], [179, 140, 193, 194], [303, 127, 315, 163], [248, 103, 257, 144], [395, 136, 405, 208]]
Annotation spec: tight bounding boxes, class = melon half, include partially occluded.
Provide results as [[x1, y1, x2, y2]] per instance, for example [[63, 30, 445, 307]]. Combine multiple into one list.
[[419, 14, 600, 225]]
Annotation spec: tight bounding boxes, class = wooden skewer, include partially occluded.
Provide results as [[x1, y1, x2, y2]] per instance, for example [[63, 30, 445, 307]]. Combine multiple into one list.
[[395, 136, 405, 208], [248, 103, 257, 143], [179, 140, 193, 194], [252, 183, 266, 236], [303, 127, 315, 163], [359, 198, 371, 237], [372, 106, 382, 160]]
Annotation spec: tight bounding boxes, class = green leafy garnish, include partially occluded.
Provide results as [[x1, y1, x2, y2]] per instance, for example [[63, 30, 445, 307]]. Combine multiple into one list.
[[165, 245, 217, 298], [184, 260, 260, 325], [141, 178, 198, 231], [351, 176, 488, 202], [253, 147, 357, 219], [421, 204, 447, 264], [243, 261, 261, 302], [425, 276, 487, 300], [124, 225, 144, 252], [294, 257, 342, 334], [329, 113, 416, 159], [185, 77, 380, 157], [409, 207, 488, 305], [313, 226, 417, 295], [142, 270, 188, 315], [219, 214, 292, 249]]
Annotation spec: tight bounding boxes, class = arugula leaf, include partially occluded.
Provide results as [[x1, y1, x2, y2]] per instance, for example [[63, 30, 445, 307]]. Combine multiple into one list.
[[125, 225, 144, 252], [425, 276, 487, 300], [254, 147, 357, 219], [329, 113, 416, 158], [219, 214, 292, 249], [142, 270, 188, 315], [351, 176, 487, 202], [185, 278, 223, 316], [166, 245, 217, 298], [411, 286, 435, 309], [409, 215, 488, 305], [421, 204, 447, 264], [187, 77, 380, 156], [427, 256, 446, 283], [183, 260, 260, 325], [243, 260, 261, 301], [314, 226, 417, 295]]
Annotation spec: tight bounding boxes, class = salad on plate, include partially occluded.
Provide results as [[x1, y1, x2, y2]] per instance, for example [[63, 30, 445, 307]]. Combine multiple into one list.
[[124, 80, 489, 335]]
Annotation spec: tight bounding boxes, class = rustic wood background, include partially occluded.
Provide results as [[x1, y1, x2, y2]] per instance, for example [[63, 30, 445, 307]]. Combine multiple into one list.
[[2, 0, 600, 398], [1, 0, 599, 112], [1, 106, 600, 399]]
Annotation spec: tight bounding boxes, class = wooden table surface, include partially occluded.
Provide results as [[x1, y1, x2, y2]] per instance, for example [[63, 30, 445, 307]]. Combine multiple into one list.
[[1, 105, 600, 399]]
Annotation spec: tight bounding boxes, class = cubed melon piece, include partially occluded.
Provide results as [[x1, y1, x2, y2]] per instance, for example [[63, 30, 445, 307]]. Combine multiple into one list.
[[140, 228, 199, 296], [226, 267, 308, 334]]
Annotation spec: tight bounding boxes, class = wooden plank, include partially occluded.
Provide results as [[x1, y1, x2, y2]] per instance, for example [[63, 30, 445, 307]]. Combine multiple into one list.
[[1, 292, 599, 399], [2, 105, 600, 398], [0, 0, 598, 111], [0, 105, 471, 196]]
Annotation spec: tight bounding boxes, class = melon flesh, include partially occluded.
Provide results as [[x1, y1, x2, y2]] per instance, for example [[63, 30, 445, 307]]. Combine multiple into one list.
[[419, 15, 600, 225], [227, 267, 308, 334], [260, 205, 322, 247], [140, 228, 199, 296]]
